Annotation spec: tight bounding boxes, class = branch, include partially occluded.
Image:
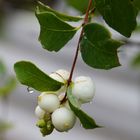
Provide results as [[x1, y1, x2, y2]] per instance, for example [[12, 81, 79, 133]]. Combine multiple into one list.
[[67, 0, 93, 85]]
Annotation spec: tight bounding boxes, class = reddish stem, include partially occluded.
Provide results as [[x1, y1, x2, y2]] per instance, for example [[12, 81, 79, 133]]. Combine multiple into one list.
[[67, 0, 93, 86], [61, 0, 93, 104]]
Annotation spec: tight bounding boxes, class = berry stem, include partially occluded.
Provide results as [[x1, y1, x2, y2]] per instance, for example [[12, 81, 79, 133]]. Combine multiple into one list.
[[61, 0, 93, 104], [67, 0, 93, 86]]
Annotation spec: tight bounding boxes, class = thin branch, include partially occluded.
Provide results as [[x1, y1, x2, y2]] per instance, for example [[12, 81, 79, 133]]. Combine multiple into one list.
[[61, 0, 94, 104], [67, 0, 93, 85]]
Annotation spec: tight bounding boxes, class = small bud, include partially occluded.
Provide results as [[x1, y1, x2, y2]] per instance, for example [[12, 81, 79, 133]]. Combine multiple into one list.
[[72, 76, 95, 103], [44, 113, 51, 122], [52, 107, 76, 132], [46, 120, 53, 130], [38, 93, 60, 113], [36, 119, 46, 128], [35, 106, 45, 119], [40, 123, 54, 136]]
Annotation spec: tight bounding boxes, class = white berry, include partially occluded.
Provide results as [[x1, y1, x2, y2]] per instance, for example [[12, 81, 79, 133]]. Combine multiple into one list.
[[49, 69, 70, 94], [35, 106, 45, 119], [49, 73, 64, 83], [49, 69, 70, 83], [56, 69, 70, 81], [52, 107, 76, 132], [72, 76, 95, 103], [38, 93, 60, 113]]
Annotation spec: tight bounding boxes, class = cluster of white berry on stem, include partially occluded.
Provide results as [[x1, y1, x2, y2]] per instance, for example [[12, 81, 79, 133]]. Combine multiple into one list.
[[35, 69, 95, 136]]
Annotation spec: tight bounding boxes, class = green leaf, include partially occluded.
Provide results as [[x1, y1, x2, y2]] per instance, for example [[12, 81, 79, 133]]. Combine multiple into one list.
[[134, 0, 140, 10], [66, 0, 91, 13], [80, 23, 123, 70], [67, 85, 99, 129], [95, 0, 138, 37], [36, 1, 83, 22], [0, 76, 16, 97], [36, 12, 79, 52], [14, 61, 63, 92]]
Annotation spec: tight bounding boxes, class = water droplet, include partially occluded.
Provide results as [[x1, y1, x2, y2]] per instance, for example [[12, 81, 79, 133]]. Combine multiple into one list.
[[27, 87, 34, 94]]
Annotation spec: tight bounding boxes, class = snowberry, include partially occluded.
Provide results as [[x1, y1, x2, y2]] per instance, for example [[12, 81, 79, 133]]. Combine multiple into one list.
[[56, 69, 70, 81], [49, 73, 64, 83], [49, 69, 70, 95], [35, 106, 46, 119], [52, 107, 76, 132], [38, 93, 60, 113], [72, 76, 95, 103], [49, 69, 70, 83]]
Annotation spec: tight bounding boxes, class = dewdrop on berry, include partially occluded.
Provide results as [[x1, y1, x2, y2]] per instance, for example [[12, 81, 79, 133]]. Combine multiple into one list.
[[35, 106, 46, 119], [72, 76, 95, 103], [38, 93, 60, 113], [52, 107, 76, 132]]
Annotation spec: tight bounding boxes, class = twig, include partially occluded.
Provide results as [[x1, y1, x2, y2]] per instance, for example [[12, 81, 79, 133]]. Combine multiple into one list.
[[67, 0, 93, 85], [61, 0, 94, 103]]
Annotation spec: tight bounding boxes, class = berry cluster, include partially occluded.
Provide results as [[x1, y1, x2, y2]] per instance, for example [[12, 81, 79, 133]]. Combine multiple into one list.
[[35, 69, 95, 136]]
